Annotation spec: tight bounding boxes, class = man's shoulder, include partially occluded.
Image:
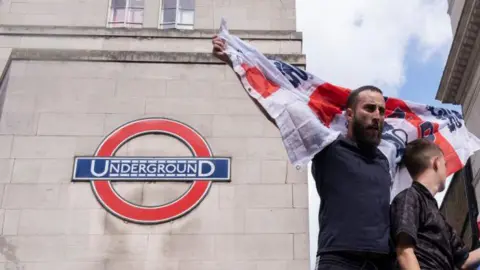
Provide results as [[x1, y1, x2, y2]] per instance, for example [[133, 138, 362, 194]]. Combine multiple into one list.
[[312, 135, 343, 161], [392, 186, 419, 207]]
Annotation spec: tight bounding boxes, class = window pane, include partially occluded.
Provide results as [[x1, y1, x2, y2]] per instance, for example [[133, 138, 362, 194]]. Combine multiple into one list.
[[111, 8, 126, 22], [127, 9, 144, 24], [111, 0, 127, 8], [163, 0, 177, 9], [162, 8, 176, 23], [179, 9, 194, 25], [130, 0, 144, 8], [179, 0, 194, 9]]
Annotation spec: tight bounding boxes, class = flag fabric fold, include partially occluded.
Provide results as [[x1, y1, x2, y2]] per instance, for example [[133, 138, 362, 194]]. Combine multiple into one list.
[[216, 18, 480, 200]]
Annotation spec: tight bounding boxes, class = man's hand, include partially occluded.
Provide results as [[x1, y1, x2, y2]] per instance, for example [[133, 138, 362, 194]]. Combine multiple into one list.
[[212, 35, 231, 64]]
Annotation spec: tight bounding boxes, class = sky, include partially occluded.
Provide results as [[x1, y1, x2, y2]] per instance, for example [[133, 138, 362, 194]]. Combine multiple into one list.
[[294, 0, 458, 268]]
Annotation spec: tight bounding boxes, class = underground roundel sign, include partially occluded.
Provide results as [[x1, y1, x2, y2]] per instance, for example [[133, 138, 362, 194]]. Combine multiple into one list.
[[71, 118, 231, 224]]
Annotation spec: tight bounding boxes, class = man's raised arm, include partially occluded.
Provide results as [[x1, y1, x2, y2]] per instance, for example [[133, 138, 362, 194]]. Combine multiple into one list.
[[211, 35, 277, 127]]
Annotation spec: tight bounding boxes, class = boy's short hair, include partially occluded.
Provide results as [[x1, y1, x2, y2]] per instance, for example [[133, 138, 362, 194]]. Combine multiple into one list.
[[402, 138, 444, 179]]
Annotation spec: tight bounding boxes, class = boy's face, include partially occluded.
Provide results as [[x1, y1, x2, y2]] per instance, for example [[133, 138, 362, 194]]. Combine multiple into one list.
[[435, 155, 447, 192]]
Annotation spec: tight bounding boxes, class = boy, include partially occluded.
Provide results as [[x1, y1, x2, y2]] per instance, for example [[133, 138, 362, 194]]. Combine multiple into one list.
[[390, 138, 480, 269]]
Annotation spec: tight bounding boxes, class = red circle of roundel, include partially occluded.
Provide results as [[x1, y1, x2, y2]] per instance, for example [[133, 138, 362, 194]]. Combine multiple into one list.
[[90, 118, 212, 224]]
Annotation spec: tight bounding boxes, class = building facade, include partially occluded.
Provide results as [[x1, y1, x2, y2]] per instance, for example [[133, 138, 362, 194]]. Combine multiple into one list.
[[0, 0, 309, 269], [437, 0, 480, 246]]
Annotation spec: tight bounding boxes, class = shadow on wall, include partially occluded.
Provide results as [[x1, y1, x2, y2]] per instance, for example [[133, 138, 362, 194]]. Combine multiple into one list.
[[0, 56, 11, 122]]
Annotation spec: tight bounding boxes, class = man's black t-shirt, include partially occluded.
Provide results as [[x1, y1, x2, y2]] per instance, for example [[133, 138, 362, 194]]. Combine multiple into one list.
[[390, 181, 469, 270], [312, 135, 392, 256]]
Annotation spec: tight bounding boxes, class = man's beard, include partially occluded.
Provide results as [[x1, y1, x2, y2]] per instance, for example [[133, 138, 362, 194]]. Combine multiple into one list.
[[352, 118, 382, 148]]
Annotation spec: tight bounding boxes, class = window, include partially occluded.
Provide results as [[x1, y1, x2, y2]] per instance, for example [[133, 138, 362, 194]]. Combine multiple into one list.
[[160, 0, 195, 29], [108, 0, 144, 28]]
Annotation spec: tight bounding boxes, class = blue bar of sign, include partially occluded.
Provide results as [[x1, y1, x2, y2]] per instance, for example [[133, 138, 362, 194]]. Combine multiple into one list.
[[72, 157, 231, 181]]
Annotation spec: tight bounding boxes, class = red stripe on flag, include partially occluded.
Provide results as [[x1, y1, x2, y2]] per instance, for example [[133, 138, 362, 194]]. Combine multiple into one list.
[[308, 83, 351, 126], [386, 98, 463, 175], [241, 64, 280, 98]]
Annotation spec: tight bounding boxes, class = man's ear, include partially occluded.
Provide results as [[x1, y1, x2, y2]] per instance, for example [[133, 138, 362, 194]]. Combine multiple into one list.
[[346, 108, 354, 122]]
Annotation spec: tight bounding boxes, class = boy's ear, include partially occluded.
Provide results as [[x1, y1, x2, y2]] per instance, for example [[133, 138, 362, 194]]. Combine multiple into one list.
[[432, 156, 439, 172]]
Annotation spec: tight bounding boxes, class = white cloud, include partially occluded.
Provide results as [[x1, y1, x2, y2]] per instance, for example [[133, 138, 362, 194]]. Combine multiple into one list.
[[295, 0, 453, 97], [298, 1, 453, 269]]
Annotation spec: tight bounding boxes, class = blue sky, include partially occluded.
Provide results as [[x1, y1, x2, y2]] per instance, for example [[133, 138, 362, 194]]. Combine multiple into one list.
[[399, 39, 461, 112]]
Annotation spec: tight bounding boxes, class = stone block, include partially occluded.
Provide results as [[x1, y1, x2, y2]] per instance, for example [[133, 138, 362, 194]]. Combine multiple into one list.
[[2, 236, 67, 262], [165, 80, 214, 98], [116, 78, 167, 98], [144, 261, 180, 270], [57, 184, 102, 209], [103, 114, 144, 134], [2, 210, 20, 235], [0, 112, 38, 135], [37, 113, 105, 136], [17, 209, 105, 235], [293, 184, 308, 208], [281, 40, 303, 54], [263, 118, 281, 137], [0, 135, 13, 158], [178, 261, 256, 270], [246, 138, 288, 160], [245, 209, 307, 233], [24, 61, 123, 79], [212, 81, 246, 98], [74, 136, 103, 156], [66, 235, 149, 261], [287, 163, 308, 183], [3, 262, 105, 270], [287, 260, 310, 270], [147, 235, 215, 261], [11, 136, 77, 158], [20, 36, 103, 50], [214, 234, 293, 260], [229, 159, 261, 184], [159, 114, 214, 137], [204, 137, 248, 158], [145, 97, 216, 114], [219, 184, 292, 208], [2, 92, 36, 113], [0, 159, 13, 183], [3, 184, 60, 209], [212, 115, 264, 137], [121, 63, 184, 80], [103, 213, 168, 235], [215, 98, 262, 115], [9, 2, 65, 15], [170, 202, 245, 234], [12, 158, 72, 183], [261, 160, 287, 183], [294, 234, 309, 260]]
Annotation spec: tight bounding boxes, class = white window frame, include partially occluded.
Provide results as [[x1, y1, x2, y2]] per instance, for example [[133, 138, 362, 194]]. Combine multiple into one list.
[[107, 0, 145, 28], [159, 0, 195, 30]]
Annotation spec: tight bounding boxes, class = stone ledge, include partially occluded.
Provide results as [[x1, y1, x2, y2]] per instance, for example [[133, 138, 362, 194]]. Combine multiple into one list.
[[0, 25, 302, 41], [437, 0, 480, 105], [10, 48, 306, 65]]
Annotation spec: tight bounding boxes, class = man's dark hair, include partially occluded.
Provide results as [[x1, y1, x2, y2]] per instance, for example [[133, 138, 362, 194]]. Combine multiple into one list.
[[346, 85, 383, 110], [402, 138, 444, 179]]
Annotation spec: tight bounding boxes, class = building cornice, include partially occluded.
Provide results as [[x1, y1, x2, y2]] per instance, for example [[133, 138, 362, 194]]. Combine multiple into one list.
[[0, 25, 303, 41], [9, 48, 306, 66], [437, 0, 480, 105]]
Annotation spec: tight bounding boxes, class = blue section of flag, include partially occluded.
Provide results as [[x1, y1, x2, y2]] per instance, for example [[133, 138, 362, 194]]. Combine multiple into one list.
[[73, 157, 231, 181]]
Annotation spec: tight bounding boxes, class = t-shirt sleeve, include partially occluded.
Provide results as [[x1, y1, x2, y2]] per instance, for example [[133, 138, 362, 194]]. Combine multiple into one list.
[[390, 190, 420, 245], [447, 224, 469, 268]]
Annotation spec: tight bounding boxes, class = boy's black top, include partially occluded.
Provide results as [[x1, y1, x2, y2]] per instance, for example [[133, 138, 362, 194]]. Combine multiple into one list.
[[312, 135, 392, 256], [390, 181, 469, 270]]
